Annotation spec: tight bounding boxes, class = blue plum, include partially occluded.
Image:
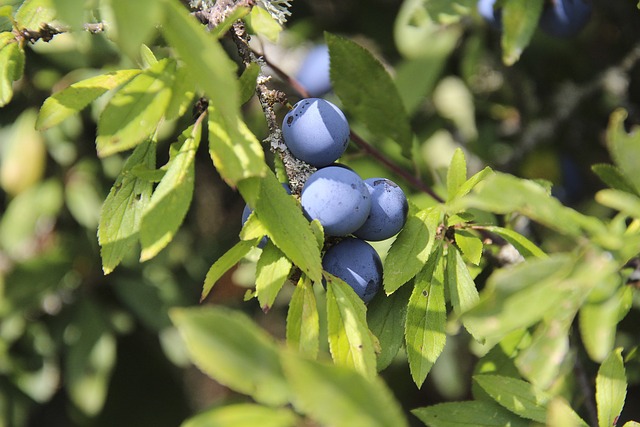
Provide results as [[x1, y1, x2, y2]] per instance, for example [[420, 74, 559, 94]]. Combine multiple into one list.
[[539, 0, 591, 38], [296, 44, 332, 97], [282, 98, 350, 167], [322, 238, 382, 303], [477, 0, 502, 29], [301, 166, 371, 236], [354, 178, 408, 241]]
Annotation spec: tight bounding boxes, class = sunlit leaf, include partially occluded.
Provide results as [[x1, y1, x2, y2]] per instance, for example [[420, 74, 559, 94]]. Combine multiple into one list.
[[182, 404, 297, 427], [501, 0, 544, 65], [286, 276, 319, 359], [201, 238, 260, 301], [412, 400, 530, 427], [596, 348, 627, 427], [474, 374, 549, 423], [607, 109, 640, 195], [255, 241, 292, 312]]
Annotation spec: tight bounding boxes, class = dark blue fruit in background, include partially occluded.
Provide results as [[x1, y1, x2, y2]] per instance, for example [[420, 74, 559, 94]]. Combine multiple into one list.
[[354, 178, 408, 241], [477, 0, 502, 29], [282, 98, 350, 167], [539, 0, 592, 38], [322, 238, 382, 303], [296, 44, 332, 97], [301, 166, 371, 236]]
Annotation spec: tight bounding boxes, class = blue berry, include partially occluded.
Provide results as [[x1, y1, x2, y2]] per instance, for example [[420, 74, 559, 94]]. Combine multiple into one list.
[[241, 184, 291, 248], [322, 238, 382, 303], [301, 166, 371, 236], [539, 0, 591, 38], [282, 98, 350, 168], [478, 0, 502, 29], [354, 178, 408, 241], [296, 44, 332, 97]]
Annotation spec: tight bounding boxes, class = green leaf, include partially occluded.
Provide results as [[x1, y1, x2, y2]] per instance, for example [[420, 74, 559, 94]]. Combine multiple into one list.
[[480, 225, 547, 259], [255, 241, 293, 312], [139, 121, 201, 261], [547, 398, 590, 427], [474, 374, 549, 423], [367, 281, 411, 371], [446, 246, 479, 317], [423, 0, 476, 24], [51, 0, 85, 30], [98, 140, 155, 274], [182, 404, 297, 427], [110, 0, 163, 61], [208, 104, 267, 186], [607, 109, 640, 195], [239, 171, 323, 284], [36, 69, 141, 131], [447, 148, 467, 201], [96, 58, 176, 157], [282, 351, 408, 427], [461, 255, 575, 343], [454, 229, 483, 265], [245, 6, 282, 42], [239, 62, 260, 105], [326, 32, 413, 158], [286, 276, 319, 359], [501, 0, 544, 66], [0, 39, 25, 107], [596, 348, 627, 427], [591, 163, 637, 195], [14, 0, 55, 30], [412, 401, 530, 427], [161, 0, 240, 128], [210, 5, 251, 39], [405, 247, 446, 387], [165, 65, 195, 121], [596, 189, 640, 219], [455, 166, 494, 200], [201, 238, 259, 301], [383, 205, 442, 294], [325, 274, 377, 378], [623, 422, 640, 427], [170, 306, 290, 406]]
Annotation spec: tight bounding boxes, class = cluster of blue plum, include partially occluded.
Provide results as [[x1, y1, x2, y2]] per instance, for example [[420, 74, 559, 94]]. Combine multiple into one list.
[[478, 0, 592, 38], [242, 97, 408, 303]]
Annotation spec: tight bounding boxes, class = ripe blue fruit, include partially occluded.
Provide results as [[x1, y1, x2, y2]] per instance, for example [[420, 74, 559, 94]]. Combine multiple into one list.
[[322, 238, 382, 303], [539, 0, 591, 38], [296, 44, 331, 97], [354, 178, 408, 241], [301, 166, 371, 236], [241, 184, 291, 248], [282, 98, 350, 168], [477, 0, 501, 29]]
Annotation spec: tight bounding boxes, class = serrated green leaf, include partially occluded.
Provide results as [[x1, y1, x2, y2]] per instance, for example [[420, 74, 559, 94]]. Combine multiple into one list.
[[0, 40, 24, 107], [281, 351, 408, 427], [412, 400, 530, 427], [161, 0, 240, 128], [384, 205, 442, 294], [591, 163, 637, 195], [596, 348, 627, 427], [170, 306, 290, 406], [474, 374, 550, 423], [98, 140, 155, 274], [239, 171, 322, 284], [607, 109, 640, 195], [140, 44, 158, 68], [255, 241, 292, 312], [246, 5, 282, 42], [139, 121, 201, 261], [239, 210, 267, 242], [447, 148, 467, 201], [596, 189, 640, 219], [325, 273, 377, 378], [182, 403, 297, 427], [501, 0, 544, 65], [96, 58, 176, 157], [479, 225, 546, 259], [446, 246, 479, 317], [454, 229, 483, 266], [208, 104, 267, 186], [326, 32, 413, 158], [455, 166, 494, 200], [286, 276, 319, 359], [239, 62, 260, 105], [14, 0, 55, 30], [405, 247, 446, 387], [309, 219, 325, 250], [36, 69, 141, 130], [367, 281, 411, 371], [201, 238, 259, 301]]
